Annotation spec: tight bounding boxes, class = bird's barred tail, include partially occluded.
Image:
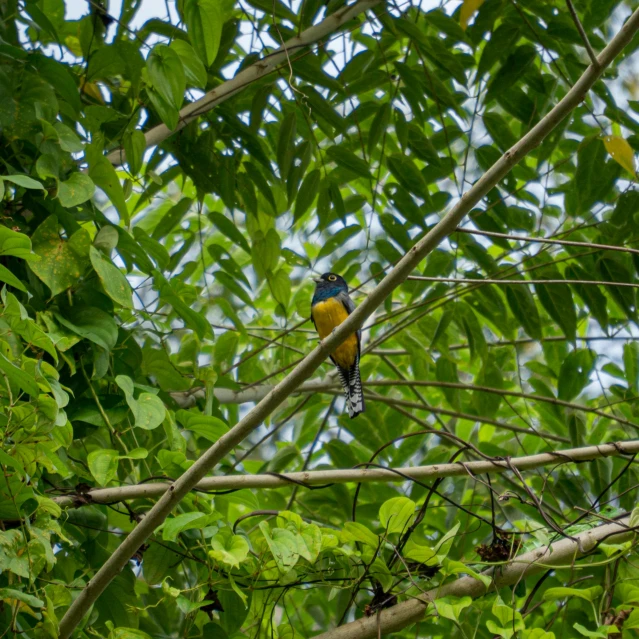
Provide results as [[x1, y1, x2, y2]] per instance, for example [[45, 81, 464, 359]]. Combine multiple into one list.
[[337, 354, 365, 419]]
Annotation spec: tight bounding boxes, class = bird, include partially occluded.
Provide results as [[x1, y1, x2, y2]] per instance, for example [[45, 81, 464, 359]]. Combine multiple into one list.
[[311, 273, 365, 419]]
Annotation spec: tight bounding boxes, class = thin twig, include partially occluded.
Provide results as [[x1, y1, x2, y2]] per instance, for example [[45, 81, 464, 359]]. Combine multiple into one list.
[[566, 0, 600, 67]]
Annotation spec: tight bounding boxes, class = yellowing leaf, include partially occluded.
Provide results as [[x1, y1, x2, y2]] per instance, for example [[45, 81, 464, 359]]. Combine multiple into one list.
[[82, 81, 104, 103], [65, 35, 82, 56], [602, 135, 636, 176], [460, 0, 484, 30]]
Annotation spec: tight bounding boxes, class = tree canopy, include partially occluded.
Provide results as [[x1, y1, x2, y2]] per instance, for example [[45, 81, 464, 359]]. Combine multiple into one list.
[[3, 0, 639, 638]]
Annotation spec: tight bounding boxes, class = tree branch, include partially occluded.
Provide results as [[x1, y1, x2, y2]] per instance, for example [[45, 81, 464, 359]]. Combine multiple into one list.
[[566, 0, 599, 67], [406, 276, 639, 290], [58, 9, 639, 637], [311, 516, 637, 639], [172, 378, 638, 434], [104, 0, 381, 167], [51, 440, 639, 508], [455, 228, 639, 256]]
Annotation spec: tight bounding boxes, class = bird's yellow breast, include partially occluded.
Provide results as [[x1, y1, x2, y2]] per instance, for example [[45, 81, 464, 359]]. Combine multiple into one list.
[[312, 297, 358, 369]]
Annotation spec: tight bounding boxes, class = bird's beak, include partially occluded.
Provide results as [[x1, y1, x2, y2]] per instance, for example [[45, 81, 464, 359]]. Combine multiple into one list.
[[313, 278, 321, 283]]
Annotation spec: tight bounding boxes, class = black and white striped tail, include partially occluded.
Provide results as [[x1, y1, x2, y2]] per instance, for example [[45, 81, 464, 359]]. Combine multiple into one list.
[[336, 354, 365, 419]]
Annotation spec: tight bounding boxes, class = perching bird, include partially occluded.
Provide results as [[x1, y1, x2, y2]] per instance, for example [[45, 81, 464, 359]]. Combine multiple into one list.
[[311, 273, 365, 419]]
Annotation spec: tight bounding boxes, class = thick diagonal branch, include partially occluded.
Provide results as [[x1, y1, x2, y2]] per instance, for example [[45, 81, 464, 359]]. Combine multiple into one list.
[[58, 8, 639, 637]]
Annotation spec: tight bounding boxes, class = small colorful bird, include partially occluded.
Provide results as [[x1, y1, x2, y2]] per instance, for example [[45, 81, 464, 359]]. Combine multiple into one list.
[[311, 273, 365, 419]]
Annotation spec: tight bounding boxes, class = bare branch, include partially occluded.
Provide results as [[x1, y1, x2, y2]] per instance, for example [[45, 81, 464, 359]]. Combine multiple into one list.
[[172, 378, 638, 435], [51, 440, 639, 508], [406, 275, 639, 289], [58, 9, 639, 636], [455, 228, 639, 256]]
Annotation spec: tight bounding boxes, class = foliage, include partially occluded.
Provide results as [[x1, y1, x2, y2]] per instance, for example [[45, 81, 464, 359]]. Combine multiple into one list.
[[2, 0, 639, 637]]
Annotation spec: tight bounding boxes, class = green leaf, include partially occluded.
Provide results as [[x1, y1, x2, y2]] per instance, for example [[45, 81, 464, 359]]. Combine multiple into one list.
[[109, 628, 152, 639], [259, 522, 300, 573], [472, 357, 503, 418], [213, 270, 253, 307], [566, 264, 608, 331], [123, 130, 146, 176], [573, 136, 619, 215], [55, 307, 118, 351], [170, 39, 207, 88], [89, 246, 133, 308], [0, 225, 33, 259], [156, 273, 212, 339], [2, 174, 45, 190], [87, 449, 120, 486], [146, 87, 180, 130], [368, 557, 393, 593], [122, 448, 148, 460], [0, 353, 39, 397], [115, 374, 166, 430], [36, 153, 59, 181], [163, 512, 208, 541], [317, 225, 360, 260], [299, 524, 322, 563], [341, 522, 379, 548], [55, 122, 84, 153], [184, 0, 223, 66], [293, 169, 321, 222], [558, 349, 596, 401], [147, 44, 186, 109], [277, 112, 296, 181], [597, 256, 637, 323], [208, 211, 251, 254], [94, 226, 119, 252], [387, 154, 428, 199], [433, 596, 473, 622], [210, 533, 250, 568], [29, 216, 91, 295], [252, 229, 281, 277], [624, 342, 639, 392], [143, 541, 182, 585], [152, 197, 193, 240], [543, 586, 603, 603], [573, 624, 608, 639], [368, 103, 391, 154], [434, 522, 460, 562], [2, 291, 57, 361], [0, 449, 26, 477], [504, 278, 542, 340], [0, 588, 44, 608], [453, 302, 487, 362], [175, 409, 228, 442], [407, 124, 441, 166], [379, 497, 416, 534], [268, 269, 291, 310], [86, 145, 130, 225], [57, 172, 95, 208], [325, 147, 371, 179]]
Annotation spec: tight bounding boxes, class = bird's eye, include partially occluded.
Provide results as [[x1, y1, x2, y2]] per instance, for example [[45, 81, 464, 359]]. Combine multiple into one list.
[[328, 275, 337, 282]]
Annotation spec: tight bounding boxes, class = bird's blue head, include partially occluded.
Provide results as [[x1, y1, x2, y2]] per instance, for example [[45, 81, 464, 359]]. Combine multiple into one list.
[[312, 272, 348, 303]]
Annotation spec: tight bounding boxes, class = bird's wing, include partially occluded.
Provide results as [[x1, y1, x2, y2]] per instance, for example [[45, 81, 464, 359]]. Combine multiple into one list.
[[336, 291, 361, 351], [337, 290, 356, 315]]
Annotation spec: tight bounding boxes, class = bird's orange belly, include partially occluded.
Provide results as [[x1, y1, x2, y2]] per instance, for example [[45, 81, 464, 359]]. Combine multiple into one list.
[[312, 298, 358, 369]]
